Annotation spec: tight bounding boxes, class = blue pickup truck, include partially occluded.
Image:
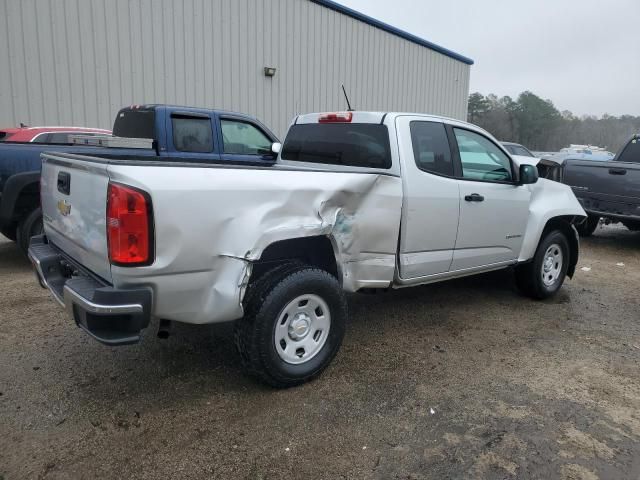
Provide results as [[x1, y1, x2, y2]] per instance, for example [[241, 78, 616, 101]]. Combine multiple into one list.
[[0, 104, 280, 252]]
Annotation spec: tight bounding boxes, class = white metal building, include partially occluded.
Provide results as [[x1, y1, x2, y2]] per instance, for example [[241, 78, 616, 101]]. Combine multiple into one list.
[[0, 0, 473, 138]]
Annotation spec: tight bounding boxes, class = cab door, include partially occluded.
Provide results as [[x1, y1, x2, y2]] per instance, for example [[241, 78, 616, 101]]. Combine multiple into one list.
[[449, 127, 530, 271], [396, 116, 460, 279]]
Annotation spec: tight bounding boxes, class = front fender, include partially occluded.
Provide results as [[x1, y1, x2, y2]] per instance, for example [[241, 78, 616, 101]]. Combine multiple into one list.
[[518, 178, 586, 262]]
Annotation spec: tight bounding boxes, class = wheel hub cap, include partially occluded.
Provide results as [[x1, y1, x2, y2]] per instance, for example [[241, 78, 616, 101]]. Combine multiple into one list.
[[274, 294, 331, 365], [541, 243, 563, 287], [288, 314, 311, 340]]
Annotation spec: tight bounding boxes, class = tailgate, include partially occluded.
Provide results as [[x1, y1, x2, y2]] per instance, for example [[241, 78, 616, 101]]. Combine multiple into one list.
[[41, 153, 112, 282], [563, 159, 640, 215]]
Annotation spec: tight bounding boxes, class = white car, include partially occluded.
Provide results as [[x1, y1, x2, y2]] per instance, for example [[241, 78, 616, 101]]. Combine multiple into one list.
[[30, 111, 586, 387]]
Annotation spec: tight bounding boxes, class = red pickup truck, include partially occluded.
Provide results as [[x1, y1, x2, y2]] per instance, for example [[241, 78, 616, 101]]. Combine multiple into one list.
[[0, 126, 111, 143]]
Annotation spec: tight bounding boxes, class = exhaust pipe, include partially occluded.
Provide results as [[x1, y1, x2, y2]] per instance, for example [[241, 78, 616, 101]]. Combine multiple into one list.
[[157, 319, 172, 339]]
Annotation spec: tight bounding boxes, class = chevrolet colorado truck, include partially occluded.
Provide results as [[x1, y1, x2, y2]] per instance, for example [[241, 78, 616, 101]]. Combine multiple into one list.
[[0, 104, 278, 252], [538, 134, 640, 236], [29, 111, 586, 388]]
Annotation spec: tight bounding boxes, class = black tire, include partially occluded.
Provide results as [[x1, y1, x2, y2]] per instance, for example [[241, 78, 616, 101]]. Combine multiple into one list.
[[234, 264, 347, 388], [575, 215, 599, 237], [0, 224, 17, 242], [16, 207, 43, 255], [516, 230, 570, 300]]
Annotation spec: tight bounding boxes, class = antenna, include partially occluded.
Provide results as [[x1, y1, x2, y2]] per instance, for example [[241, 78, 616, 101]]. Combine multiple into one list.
[[341, 84, 353, 112]]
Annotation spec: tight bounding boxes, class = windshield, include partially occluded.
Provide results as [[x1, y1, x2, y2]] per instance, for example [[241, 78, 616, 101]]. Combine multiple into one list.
[[504, 144, 534, 157]]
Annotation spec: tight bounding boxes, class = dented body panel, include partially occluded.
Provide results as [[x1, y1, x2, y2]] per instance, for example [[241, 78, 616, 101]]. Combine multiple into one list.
[[104, 163, 402, 324]]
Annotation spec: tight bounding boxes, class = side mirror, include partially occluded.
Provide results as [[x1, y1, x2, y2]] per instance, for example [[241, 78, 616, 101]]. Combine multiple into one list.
[[271, 142, 282, 155], [519, 164, 539, 185]]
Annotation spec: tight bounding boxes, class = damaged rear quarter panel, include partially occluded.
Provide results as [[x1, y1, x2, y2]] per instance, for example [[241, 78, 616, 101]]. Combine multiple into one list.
[[107, 165, 403, 324]]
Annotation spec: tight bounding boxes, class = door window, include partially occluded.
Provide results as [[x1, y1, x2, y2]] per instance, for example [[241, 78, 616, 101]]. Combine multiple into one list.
[[617, 137, 640, 163], [221, 119, 272, 155], [172, 116, 214, 153], [410, 121, 454, 176], [454, 128, 513, 182]]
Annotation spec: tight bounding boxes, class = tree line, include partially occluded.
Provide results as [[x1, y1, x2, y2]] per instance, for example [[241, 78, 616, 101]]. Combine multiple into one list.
[[468, 91, 640, 152]]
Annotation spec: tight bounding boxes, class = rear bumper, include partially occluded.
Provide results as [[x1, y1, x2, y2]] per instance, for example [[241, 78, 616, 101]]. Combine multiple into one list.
[[28, 235, 152, 346]]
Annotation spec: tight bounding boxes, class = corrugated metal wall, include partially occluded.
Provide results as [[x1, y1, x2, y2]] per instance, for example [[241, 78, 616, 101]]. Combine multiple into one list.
[[0, 0, 471, 138]]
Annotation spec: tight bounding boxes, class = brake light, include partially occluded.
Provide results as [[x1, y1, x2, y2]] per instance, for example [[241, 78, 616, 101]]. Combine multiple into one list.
[[318, 112, 353, 123], [107, 182, 153, 265]]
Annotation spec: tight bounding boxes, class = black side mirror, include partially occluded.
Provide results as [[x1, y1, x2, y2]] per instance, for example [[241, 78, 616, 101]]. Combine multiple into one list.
[[519, 164, 539, 185]]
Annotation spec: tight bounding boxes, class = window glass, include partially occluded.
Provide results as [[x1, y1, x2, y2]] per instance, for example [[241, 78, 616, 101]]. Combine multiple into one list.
[[454, 128, 513, 182], [410, 121, 453, 176], [47, 132, 75, 143], [506, 144, 534, 157], [617, 137, 640, 163], [113, 109, 156, 139], [172, 116, 213, 153], [221, 119, 272, 155], [281, 124, 391, 169], [31, 133, 51, 143]]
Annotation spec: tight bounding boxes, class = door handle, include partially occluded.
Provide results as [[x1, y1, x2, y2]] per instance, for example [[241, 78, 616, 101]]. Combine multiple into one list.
[[609, 168, 627, 175], [464, 193, 484, 202]]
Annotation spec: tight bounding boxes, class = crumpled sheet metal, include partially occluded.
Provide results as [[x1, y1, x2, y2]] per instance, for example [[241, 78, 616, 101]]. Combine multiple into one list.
[[109, 165, 403, 324]]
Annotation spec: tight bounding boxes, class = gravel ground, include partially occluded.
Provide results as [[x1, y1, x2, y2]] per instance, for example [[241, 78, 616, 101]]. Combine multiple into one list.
[[0, 225, 639, 480]]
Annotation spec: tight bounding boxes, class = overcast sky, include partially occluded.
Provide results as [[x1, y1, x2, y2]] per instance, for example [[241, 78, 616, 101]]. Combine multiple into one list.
[[336, 0, 639, 117]]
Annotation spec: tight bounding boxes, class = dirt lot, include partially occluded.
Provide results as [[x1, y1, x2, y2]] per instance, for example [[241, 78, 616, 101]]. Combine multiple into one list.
[[0, 227, 639, 480]]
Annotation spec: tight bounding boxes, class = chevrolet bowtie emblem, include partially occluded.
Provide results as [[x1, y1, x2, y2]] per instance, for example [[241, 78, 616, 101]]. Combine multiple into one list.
[[57, 199, 71, 216]]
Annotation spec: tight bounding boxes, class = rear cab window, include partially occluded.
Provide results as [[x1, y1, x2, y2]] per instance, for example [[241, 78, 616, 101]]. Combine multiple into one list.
[[112, 108, 156, 139], [281, 123, 391, 169]]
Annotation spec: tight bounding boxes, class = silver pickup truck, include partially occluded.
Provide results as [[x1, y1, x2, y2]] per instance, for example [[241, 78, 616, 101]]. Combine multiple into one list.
[[29, 111, 586, 387]]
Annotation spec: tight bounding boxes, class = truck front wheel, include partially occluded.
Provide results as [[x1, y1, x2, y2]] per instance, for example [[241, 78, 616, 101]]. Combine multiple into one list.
[[235, 265, 347, 388], [516, 230, 570, 300]]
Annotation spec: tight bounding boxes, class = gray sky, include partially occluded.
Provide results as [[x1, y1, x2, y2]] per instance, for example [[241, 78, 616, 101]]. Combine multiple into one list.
[[336, 0, 640, 117]]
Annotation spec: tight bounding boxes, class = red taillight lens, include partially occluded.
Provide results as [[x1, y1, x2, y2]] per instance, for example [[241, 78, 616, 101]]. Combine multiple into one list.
[[318, 112, 353, 123], [107, 182, 153, 266]]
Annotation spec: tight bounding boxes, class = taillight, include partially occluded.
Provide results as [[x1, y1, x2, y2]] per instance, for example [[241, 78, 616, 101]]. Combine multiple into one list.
[[318, 112, 353, 123], [107, 182, 153, 266]]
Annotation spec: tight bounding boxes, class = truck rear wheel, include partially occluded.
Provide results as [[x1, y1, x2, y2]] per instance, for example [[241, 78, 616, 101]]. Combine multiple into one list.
[[16, 207, 43, 255], [516, 230, 570, 300], [575, 215, 599, 237], [234, 264, 347, 388]]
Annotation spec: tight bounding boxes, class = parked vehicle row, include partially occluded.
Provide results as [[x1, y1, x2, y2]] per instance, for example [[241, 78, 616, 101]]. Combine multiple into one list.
[[29, 107, 586, 387], [0, 105, 278, 253], [538, 133, 640, 235]]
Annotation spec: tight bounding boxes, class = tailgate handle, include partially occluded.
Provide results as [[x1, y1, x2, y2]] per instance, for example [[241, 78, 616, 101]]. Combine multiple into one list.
[[57, 172, 71, 195], [609, 168, 627, 175]]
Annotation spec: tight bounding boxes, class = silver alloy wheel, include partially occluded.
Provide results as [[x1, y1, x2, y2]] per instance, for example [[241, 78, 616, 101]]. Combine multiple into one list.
[[274, 294, 331, 365], [541, 243, 563, 287]]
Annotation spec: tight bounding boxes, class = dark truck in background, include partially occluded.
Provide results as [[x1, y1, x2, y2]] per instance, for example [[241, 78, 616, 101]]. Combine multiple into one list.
[[538, 134, 640, 236], [0, 104, 279, 252]]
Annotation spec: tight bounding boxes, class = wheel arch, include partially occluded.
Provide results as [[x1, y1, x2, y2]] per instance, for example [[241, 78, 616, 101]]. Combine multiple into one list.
[[0, 171, 41, 226], [248, 235, 341, 287], [538, 215, 580, 279]]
